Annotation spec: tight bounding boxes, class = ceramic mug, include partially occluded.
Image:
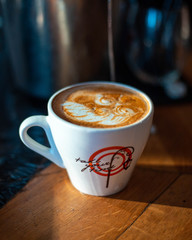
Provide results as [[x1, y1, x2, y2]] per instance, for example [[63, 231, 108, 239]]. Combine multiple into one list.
[[19, 82, 154, 196]]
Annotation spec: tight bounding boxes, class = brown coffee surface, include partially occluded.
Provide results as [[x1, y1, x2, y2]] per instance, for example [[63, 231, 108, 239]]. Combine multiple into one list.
[[52, 84, 149, 128]]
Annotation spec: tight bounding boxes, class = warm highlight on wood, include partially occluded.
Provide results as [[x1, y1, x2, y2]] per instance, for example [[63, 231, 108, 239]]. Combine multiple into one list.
[[0, 103, 192, 240]]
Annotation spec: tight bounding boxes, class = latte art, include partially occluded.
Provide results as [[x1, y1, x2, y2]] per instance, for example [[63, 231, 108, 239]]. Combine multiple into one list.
[[52, 85, 148, 128], [95, 94, 116, 106], [62, 99, 136, 126], [115, 104, 135, 115]]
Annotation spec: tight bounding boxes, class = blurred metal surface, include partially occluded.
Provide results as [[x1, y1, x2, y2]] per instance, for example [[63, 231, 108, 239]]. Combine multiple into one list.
[[0, 0, 108, 98], [125, 0, 190, 91]]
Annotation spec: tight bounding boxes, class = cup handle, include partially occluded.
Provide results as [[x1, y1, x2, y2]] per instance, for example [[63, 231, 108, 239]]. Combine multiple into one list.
[[19, 115, 64, 168]]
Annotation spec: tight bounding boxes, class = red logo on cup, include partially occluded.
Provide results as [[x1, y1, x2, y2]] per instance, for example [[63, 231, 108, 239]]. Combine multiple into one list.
[[76, 146, 134, 188], [89, 146, 133, 175]]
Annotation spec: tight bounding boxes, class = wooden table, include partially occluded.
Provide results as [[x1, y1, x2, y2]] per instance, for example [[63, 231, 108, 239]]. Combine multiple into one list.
[[0, 103, 192, 240]]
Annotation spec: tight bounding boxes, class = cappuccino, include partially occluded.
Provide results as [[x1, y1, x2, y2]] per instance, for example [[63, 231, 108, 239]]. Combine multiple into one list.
[[52, 83, 149, 128]]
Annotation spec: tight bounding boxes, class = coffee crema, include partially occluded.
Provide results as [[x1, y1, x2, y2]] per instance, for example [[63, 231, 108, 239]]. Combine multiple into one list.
[[52, 84, 149, 128]]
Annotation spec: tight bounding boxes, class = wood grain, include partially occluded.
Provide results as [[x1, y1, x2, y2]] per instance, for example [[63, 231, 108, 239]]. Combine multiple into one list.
[[0, 165, 177, 240], [138, 104, 192, 173], [0, 103, 192, 240], [118, 174, 192, 240]]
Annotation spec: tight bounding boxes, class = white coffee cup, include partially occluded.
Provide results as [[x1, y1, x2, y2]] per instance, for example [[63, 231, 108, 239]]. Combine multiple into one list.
[[19, 81, 154, 196]]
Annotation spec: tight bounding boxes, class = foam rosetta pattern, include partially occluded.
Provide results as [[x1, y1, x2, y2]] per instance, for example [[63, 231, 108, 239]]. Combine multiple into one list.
[[61, 90, 146, 128]]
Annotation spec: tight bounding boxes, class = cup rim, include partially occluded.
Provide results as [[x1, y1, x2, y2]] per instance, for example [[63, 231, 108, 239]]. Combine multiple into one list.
[[48, 81, 154, 132]]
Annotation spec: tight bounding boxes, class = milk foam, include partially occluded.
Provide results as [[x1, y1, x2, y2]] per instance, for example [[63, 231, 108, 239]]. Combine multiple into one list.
[[61, 92, 143, 127]]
